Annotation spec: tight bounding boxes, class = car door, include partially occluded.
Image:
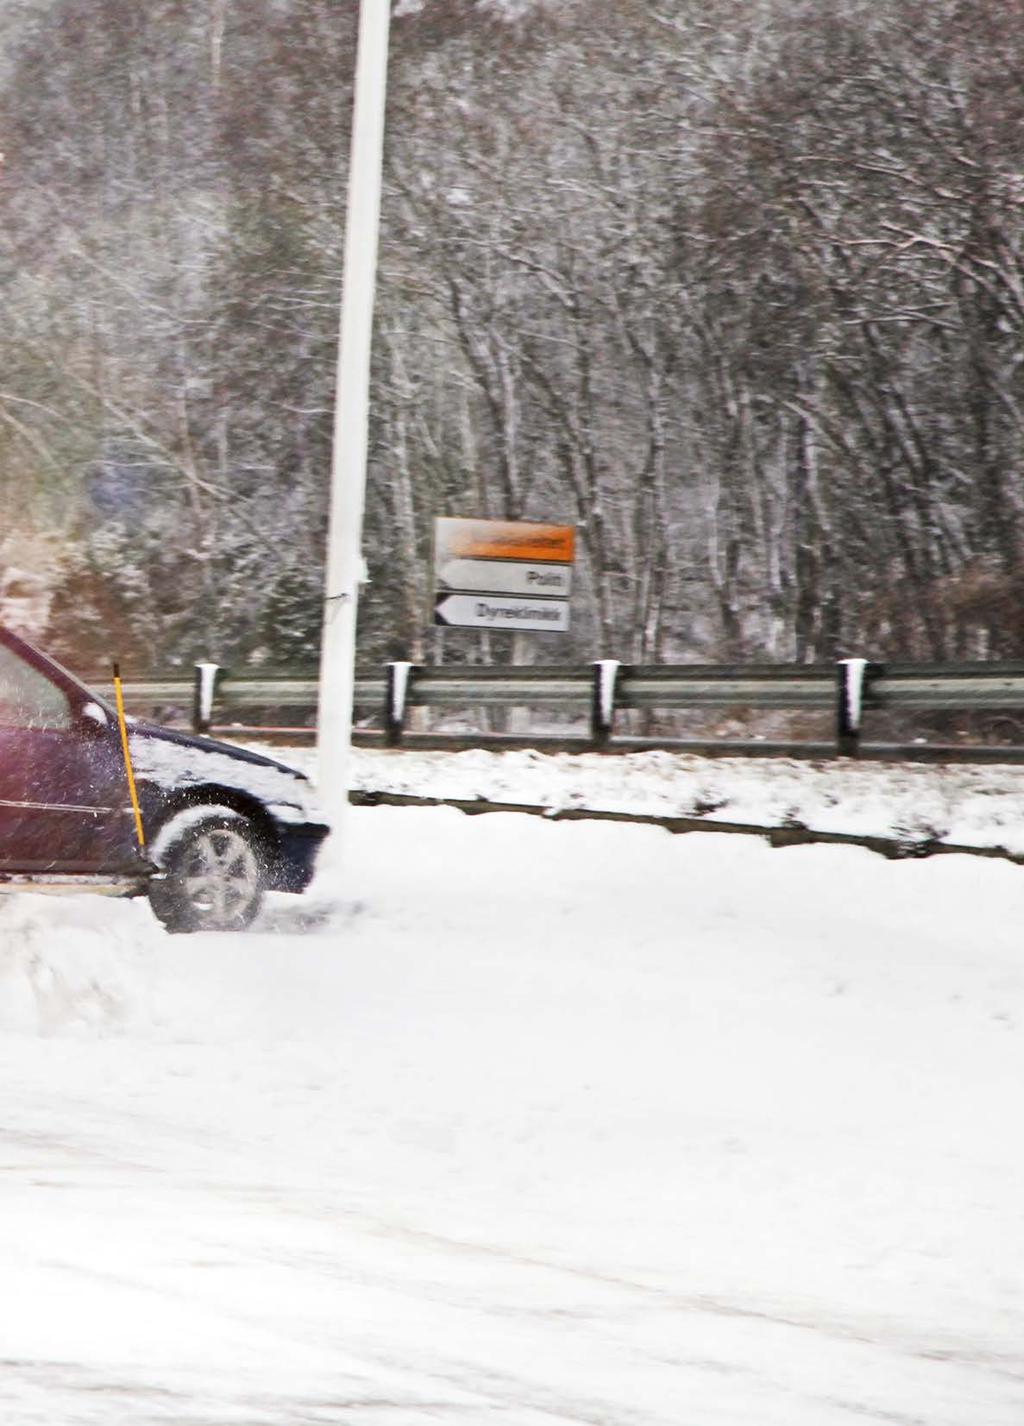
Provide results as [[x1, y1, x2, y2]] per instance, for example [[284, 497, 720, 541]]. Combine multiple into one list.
[[0, 640, 140, 873]]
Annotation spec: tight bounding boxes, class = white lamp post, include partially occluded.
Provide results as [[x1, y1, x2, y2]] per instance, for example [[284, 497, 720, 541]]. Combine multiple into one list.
[[317, 0, 392, 841]]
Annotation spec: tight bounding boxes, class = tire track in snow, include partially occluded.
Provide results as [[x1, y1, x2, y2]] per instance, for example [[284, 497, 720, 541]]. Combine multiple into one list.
[[3, 1099, 1024, 1425]]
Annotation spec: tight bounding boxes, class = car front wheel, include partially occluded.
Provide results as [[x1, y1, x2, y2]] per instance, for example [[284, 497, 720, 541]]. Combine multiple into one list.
[[148, 808, 267, 933]]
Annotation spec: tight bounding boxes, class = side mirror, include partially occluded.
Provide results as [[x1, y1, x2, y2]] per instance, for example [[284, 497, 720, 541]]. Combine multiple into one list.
[[79, 701, 110, 733]]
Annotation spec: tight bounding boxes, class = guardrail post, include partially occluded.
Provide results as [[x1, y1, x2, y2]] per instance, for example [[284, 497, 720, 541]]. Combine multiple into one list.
[[591, 660, 621, 749], [385, 661, 414, 746], [836, 658, 882, 756], [193, 662, 223, 735]]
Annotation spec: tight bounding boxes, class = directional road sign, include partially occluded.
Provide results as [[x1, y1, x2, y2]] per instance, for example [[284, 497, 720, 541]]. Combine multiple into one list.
[[434, 517, 575, 566], [432, 517, 574, 633], [436, 557, 573, 598], [434, 594, 571, 633]]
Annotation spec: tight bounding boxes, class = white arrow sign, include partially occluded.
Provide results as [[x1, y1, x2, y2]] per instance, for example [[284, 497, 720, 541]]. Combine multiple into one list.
[[437, 558, 572, 597], [434, 594, 570, 632]]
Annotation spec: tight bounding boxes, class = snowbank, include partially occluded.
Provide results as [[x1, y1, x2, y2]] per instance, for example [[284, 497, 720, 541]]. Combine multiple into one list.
[[345, 745, 1024, 854]]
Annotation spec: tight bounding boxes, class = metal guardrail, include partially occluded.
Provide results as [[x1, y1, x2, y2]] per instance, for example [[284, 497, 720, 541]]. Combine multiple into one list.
[[81, 656, 1024, 759]]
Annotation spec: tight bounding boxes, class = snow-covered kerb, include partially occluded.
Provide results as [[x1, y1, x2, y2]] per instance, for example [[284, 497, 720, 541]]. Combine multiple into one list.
[[341, 745, 1024, 858]]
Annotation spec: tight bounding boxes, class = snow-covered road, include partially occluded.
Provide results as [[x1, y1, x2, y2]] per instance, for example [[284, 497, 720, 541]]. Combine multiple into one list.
[[2, 761, 1024, 1423]]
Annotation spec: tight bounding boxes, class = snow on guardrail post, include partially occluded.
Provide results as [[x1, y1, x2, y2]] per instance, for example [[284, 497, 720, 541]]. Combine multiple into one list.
[[591, 660, 621, 749], [836, 658, 883, 756], [192, 662, 223, 735], [384, 661, 414, 746]]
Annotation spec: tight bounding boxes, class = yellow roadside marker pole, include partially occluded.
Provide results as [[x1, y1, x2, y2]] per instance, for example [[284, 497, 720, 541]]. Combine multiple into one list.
[[112, 662, 146, 851]]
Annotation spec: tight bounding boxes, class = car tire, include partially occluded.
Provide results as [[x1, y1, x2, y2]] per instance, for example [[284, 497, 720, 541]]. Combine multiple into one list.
[[148, 807, 267, 933]]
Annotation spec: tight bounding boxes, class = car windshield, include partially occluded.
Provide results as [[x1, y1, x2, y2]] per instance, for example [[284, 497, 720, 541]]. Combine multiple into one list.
[[0, 640, 72, 730]]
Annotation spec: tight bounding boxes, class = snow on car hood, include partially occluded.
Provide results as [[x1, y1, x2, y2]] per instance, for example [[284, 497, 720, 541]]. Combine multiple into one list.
[[128, 723, 323, 821]]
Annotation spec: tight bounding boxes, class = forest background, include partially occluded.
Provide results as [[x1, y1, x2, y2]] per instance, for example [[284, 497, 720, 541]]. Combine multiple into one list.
[[2, 0, 1024, 676]]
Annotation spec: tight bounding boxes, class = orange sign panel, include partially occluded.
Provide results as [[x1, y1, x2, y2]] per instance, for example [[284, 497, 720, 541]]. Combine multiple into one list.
[[435, 517, 575, 565]]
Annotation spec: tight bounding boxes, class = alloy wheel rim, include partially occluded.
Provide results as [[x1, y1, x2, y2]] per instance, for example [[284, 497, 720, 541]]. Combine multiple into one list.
[[180, 827, 260, 926]]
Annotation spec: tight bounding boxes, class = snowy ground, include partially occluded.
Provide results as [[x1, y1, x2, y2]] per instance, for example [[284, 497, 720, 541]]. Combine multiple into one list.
[[1, 750, 1024, 1424]]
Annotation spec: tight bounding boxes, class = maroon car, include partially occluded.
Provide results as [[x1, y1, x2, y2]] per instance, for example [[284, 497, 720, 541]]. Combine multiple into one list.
[[0, 626, 329, 931]]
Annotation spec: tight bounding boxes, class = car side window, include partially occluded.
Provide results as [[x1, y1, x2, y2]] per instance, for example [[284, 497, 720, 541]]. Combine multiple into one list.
[[0, 642, 72, 730]]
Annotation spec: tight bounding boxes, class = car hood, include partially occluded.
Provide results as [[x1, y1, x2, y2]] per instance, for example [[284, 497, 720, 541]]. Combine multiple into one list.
[[127, 720, 323, 821]]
